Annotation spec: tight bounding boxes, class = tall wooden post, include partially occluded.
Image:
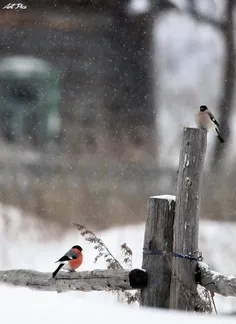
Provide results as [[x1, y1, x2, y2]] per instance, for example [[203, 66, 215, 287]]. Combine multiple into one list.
[[140, 195, 175, 308], [169, 127, 207, 310]]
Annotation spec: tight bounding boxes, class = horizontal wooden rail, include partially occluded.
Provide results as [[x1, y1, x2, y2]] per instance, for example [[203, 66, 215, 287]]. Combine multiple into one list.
[[0, 268, 147, 293], [1, 263, 236, 297], [197, 262, 236, 297]]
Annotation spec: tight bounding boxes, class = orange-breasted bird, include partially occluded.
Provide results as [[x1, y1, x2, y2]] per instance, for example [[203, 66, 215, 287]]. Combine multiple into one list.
[[52, 245, 83, 278], [195, 105, 224, 143]]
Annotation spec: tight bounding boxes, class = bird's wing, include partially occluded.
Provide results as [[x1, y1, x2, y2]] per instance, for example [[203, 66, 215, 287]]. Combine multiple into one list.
[[66, 249, 78, 259], [55, 249, 78, 263], [55, 255, 72, 263], [208, 111, 220, 127]]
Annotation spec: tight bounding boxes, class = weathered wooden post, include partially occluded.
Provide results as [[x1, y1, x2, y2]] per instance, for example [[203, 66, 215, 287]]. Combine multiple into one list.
[[140, 195, 176, 308], [169, 127, 207, 310]]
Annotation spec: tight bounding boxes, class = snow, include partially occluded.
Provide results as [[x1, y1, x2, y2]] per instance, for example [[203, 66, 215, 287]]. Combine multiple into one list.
[[199, 261, 235, 283], [1, 289, 235, 324], [0, 3, 235, 321], [150, 195, 176, 204], [0, 86, 234, 324], [1, 292, 236, 324], [151, 194, 176, 200], [1, 204, 236, 322]]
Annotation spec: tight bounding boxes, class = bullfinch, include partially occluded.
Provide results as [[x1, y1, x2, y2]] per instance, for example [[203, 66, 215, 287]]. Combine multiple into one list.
[[195, 105, 224, 143], [52, 245, 83, 278]]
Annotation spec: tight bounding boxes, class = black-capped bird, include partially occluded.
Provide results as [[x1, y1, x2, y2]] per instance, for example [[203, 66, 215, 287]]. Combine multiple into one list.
[[52, 245, 83, 278], [195, 105, 224, 143]]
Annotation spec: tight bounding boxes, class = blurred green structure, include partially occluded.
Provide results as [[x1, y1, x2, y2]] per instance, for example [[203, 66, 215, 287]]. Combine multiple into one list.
[[0, 56, 61, 147]]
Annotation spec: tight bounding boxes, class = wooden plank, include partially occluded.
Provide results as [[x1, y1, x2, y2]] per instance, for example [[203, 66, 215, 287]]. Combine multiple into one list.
[[2, 261, 236, 298], [0, 269, 136, 292], [197, 261, 236, 297], [140, 195, 176, 308], [169, 127, 207, 310]]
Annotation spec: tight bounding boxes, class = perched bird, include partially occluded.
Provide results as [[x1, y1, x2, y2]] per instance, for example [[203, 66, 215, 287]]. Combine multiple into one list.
[[195, 105, 224, 143], [52, 245, 83, 278]]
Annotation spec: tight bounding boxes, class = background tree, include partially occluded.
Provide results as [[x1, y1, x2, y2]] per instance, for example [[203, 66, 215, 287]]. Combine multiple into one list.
[[103, 0, 178, 160], [188, 0, 236, 171]]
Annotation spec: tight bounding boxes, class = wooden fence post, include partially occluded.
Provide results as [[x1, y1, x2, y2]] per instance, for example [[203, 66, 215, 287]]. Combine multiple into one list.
[[169, 127, 207, 311], [140, 195, 175, 308]]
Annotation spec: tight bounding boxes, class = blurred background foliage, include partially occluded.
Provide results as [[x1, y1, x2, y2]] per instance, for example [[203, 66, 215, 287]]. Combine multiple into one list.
[[0, 0, 235, 230]]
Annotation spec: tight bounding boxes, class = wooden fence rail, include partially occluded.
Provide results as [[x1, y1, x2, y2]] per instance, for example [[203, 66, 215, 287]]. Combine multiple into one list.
[[1, 263, 236, 297], [0, 127, 235, 312]]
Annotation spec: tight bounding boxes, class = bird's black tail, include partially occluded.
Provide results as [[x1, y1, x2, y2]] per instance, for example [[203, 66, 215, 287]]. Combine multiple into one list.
[[52, 263, 64, 278], [215, 128, 224, 143]]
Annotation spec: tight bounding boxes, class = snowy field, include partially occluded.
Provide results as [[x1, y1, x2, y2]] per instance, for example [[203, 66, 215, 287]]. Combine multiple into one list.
[[2, 294, 236, 324], [1, 204, 236, 323], [2, 291, 236, 324]]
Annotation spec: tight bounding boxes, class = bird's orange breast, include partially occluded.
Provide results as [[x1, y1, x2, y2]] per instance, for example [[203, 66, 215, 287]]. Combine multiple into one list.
[[69, 250, 83, 270]]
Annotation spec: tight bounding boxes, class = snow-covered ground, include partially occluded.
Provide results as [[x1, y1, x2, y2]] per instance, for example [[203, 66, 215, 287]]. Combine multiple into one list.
[[2, 290, 236, 324], [1, 204, 236, 323], [2, 292, 236, 324]]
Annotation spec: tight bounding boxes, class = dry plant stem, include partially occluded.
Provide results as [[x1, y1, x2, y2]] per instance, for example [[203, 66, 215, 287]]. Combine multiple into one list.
[[121, 243, 133, 268], [73, 223, 139, 304], [73, 223, 123, 269]]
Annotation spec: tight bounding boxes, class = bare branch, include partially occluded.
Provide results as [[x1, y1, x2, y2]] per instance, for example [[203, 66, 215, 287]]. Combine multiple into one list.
[[197, 262, 236, 297], [148, 0, 180, 17], [151, 0, 180, 12], [0, 269, 133, 293], [187, 0, 224, 31], [211, 0, 236, 169]]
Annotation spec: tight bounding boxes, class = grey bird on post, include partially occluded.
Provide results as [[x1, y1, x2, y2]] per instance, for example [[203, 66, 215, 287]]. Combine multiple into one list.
[[195, 105, 224, 143]]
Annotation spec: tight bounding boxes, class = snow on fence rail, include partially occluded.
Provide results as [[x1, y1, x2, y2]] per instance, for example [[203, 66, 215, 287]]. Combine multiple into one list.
[[0, 128, 235, 311]]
